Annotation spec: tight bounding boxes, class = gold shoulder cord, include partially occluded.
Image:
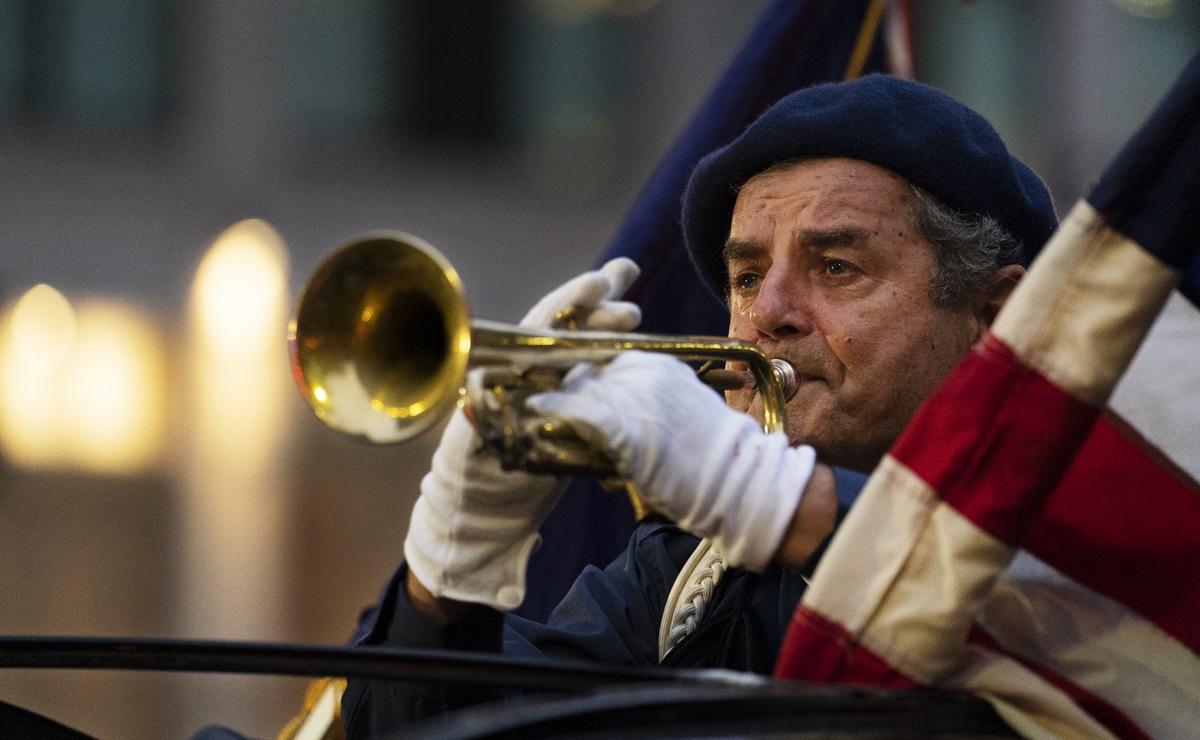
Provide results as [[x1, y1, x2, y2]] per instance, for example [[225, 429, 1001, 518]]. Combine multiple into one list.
[[278, 677, 346, 740], [658, 538, 726, 663]]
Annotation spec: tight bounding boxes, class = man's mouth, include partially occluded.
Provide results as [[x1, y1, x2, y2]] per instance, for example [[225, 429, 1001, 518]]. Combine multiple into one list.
[[726, 358, 823, 384]]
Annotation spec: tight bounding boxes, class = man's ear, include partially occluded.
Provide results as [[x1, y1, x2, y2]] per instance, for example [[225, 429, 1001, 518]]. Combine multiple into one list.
[[976, 264, 1025, 327]]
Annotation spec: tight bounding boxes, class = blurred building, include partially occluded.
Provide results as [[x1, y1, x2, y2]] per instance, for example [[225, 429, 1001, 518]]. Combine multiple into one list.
[[0, 1, 1195, 737]]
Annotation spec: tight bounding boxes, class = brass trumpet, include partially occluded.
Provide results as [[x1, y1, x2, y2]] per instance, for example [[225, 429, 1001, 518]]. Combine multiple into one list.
[[288, 232, 797, 477]]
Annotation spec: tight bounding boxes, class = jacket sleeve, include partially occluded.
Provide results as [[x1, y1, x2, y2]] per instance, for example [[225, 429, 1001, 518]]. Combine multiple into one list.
[[340, 563, 506, 739], [340, 522, 698, 738]]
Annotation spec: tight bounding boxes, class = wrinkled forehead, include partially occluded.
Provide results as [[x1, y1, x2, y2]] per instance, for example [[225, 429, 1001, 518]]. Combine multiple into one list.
[[729, 157, 920, 235]]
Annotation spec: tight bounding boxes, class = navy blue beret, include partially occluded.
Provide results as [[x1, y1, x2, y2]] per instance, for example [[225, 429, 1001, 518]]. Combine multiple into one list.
[[682, 74, 1057, 299]]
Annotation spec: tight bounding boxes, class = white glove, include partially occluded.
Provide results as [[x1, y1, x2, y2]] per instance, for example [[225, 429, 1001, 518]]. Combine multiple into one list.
[[520, 257, 642, 331], [404, 258, 642, 611], [526, 351, 815, 572]]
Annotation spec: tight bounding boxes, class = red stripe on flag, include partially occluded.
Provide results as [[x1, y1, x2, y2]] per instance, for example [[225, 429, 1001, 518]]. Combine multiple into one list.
[[891, 333, 1101, 546], [1025, 413, 1200, 653], [968, 627, 1152, 740], [893, 332, 1200, 652], [773, 605, 921, 687]]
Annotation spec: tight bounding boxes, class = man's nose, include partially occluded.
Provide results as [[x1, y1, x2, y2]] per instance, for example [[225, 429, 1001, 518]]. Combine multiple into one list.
[[747, 273, 812, 341]]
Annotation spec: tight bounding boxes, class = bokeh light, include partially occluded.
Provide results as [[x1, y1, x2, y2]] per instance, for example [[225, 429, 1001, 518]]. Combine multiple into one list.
[[193, 219, 290, 360], [0, 296, 164, 473], [63, 305, 165, 473], [11, 284, 77, 375]]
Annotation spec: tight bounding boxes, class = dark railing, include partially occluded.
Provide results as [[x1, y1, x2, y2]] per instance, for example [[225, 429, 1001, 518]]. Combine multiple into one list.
[[0, 636, 1017, 740]]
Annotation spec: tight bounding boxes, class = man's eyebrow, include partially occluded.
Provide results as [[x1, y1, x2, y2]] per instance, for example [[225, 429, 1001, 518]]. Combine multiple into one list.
[[722, 227, 872, 262], [798, 226, 871, 248], [722, 239, 761, 263]]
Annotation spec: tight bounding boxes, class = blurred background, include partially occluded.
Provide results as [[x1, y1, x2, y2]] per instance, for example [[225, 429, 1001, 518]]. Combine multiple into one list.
[[0, 0, 1196, 737]]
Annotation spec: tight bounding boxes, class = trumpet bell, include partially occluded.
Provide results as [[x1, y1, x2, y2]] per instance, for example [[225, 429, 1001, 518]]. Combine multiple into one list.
[[288, 232, 472, 443]]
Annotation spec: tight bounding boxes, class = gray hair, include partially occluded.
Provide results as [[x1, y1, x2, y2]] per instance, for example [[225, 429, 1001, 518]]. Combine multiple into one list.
[[909, 184, 1024, 309]]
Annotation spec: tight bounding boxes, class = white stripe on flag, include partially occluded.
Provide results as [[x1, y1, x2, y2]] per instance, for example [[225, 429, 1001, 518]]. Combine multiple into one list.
[[803, 455, 941, 646], [804, 455, 1118, 738], [981, 551, 1200, 740], [949, 643, 1117, 740], [993, 201, 1179, 407], [805, 454, 1016, 682], [1111, 291, 1200, 482]]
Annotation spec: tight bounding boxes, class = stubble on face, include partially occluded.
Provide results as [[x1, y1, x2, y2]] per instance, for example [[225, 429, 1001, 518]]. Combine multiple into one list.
[[722, 158, 981, 472]]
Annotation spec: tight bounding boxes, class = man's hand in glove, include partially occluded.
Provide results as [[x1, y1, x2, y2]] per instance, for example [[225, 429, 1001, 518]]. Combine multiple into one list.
[[527, 351, 838, 572], [404, 258, 642, 622]]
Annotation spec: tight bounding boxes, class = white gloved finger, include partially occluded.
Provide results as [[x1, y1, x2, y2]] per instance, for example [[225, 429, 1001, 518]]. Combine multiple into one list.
[[521, 271, 612, 329], [528, 352, 707, 470], [597, 257, 640, 300], [589, 258, 642, 330], [526, 373, 628, 459], [559, 361, 601, 386], [583, 302, 642, 332], [520, 258, 642, 330]]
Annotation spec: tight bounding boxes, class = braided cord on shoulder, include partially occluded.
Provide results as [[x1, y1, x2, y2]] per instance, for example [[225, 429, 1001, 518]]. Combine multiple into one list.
[[657, 538, 726, 662]]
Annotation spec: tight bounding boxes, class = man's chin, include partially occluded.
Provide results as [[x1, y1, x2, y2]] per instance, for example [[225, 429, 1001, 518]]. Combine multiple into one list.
[[780, 407, 874, 471], [729, 390, 880, 470], [802, 430, 886, 474]]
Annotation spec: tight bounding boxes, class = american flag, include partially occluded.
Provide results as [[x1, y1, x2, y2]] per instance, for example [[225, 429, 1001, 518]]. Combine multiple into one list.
[[774, 52, 1200, 739]]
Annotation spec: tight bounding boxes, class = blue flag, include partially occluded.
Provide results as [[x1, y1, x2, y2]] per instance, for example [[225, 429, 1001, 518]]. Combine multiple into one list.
[[1087, 51, 1200, 307]]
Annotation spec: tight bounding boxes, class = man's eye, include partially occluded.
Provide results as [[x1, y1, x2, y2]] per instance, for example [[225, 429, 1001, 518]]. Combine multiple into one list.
[[731, 272, 761, 290], [825, 259, 850, 276]]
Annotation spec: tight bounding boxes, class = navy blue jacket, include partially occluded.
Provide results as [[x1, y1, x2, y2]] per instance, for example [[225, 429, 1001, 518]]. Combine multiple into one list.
[[342, 470, 865, 738], [342, 523, 809, 738]]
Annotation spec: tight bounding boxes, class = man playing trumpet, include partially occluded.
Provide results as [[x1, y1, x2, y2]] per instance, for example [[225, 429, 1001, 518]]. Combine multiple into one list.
[[341, 74, 1058, 736]]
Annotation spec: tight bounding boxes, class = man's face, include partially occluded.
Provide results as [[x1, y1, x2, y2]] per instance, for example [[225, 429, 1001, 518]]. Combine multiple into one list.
[[724, 158, 985, 472]]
